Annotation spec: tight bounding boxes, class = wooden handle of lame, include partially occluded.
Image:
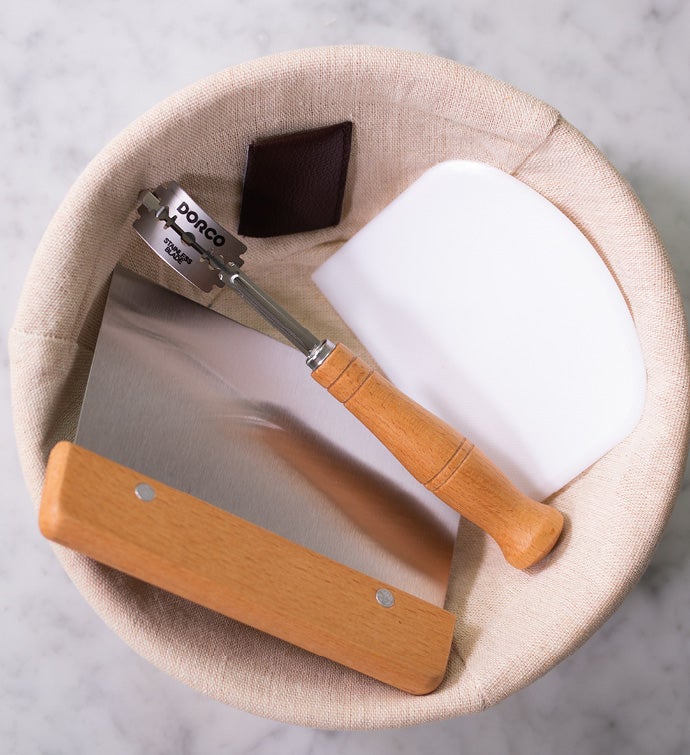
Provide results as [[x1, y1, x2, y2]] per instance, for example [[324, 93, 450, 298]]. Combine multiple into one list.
[[312, 344, 564, 569], [39, 441, 455, 694]]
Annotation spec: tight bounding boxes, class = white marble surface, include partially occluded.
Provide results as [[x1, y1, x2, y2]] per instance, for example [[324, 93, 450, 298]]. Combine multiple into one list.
[[2, 1, 689, 753]]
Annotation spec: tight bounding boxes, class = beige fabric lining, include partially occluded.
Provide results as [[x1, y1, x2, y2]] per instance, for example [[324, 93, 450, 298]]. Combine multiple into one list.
[[9, 45, 690, 729]]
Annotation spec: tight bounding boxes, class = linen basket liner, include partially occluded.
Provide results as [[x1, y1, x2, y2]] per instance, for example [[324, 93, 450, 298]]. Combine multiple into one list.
[[9, 46, 690, 729]]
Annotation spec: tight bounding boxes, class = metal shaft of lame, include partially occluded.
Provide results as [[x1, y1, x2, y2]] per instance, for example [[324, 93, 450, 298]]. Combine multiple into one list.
[[212, 258, 330, 362]]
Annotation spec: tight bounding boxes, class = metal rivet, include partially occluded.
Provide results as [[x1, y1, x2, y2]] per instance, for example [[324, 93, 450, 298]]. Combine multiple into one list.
[[375, 588, 395, 608], [134, 483, 156, 502]]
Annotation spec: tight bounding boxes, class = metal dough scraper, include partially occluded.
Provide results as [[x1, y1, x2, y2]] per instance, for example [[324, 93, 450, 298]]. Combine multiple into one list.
[[40, 266, 460, 694]]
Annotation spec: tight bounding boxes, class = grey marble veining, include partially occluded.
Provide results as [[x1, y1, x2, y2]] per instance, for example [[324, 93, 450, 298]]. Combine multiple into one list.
[[2, 1, 689, 753]]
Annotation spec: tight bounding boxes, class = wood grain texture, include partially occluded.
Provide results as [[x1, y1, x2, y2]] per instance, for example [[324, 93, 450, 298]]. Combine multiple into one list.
[[39, 442, 455, 694], [312, 344, 564, 569]]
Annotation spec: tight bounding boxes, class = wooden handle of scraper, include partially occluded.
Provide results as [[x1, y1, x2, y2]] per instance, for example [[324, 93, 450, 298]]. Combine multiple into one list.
[[39, 441, 455, 695], [312, 344, 564, 569]]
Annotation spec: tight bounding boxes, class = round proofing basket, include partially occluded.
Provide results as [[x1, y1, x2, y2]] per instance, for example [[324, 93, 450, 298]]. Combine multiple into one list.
[[10, 46, 690, 728]]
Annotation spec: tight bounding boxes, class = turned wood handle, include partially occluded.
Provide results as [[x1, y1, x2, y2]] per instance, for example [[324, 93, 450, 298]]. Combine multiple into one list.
[[39, 441, 455, 694], [312, 344, 564, 569]]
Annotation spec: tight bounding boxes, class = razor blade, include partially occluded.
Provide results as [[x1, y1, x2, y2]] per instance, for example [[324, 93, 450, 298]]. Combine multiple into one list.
[[133, 182, 247, 292]]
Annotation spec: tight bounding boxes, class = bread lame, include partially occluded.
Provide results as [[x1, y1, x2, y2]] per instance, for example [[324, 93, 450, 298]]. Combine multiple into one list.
[[132, 182, 564, 569]]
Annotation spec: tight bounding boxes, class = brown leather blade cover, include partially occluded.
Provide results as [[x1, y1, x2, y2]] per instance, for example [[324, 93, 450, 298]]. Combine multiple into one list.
[[238, 121, 353, 237]]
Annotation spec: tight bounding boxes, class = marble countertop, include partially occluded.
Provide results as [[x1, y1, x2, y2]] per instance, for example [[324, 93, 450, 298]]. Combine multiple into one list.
[[2, 1, 689, 753]]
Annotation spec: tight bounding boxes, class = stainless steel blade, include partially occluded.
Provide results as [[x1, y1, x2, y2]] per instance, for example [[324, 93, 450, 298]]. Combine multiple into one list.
[[76, 266, 460, 607], [133, 182, 246, 292]]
